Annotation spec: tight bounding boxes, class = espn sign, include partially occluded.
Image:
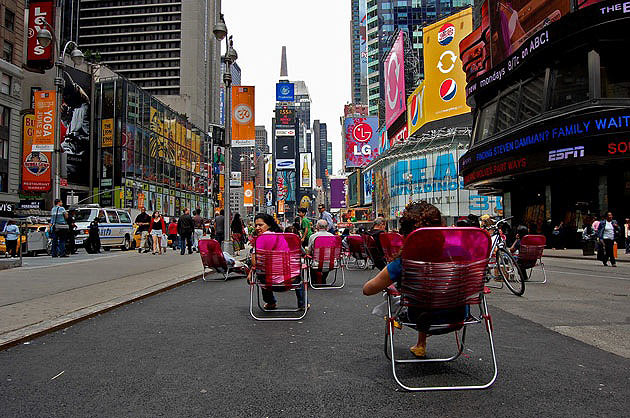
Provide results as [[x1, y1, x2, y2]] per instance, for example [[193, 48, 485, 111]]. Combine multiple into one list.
[[27, 1, 55, 71], [548, 146, 584, 162]]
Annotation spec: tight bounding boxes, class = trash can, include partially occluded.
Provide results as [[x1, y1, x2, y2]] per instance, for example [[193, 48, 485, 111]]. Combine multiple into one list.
[[582, 239, 595, 256]]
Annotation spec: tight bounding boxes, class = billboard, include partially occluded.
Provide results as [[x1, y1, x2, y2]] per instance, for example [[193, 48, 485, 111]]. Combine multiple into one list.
[[26, 1, 55, 71], [407, 82, 425, 136], [344, 117, 380, 168], [243, 181, 254, 207], [348, 172, 359, 207], [213, 145, 225, 175], [276, 82, 295, 102], [299, 153, 312, 188], [363, 169, 373, 205], [264, 154, 273, 188], [378, 126, 389, 155], [230, 171, 242, 187], [384, 31, 406, 129], [460, 2, 490, 83], [330, 178, 347, 209], [275, 107, 295, 127], [61, 67, 91, 186], [33, 90, 55, 152], [276, 170, 296, 202], [276, 134, 296, 170], [232, 86, 255, 147], [22, 113, 51, 192], [422, 9, 472, 125]]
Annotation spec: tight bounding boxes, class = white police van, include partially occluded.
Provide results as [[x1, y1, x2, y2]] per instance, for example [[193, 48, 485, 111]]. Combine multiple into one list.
[[73, 205, 134, 251]]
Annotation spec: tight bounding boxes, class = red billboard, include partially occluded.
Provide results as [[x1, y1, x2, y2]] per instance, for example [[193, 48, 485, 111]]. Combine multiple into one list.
[[26, 1, 55, 71], [384, 31, 406, 129]]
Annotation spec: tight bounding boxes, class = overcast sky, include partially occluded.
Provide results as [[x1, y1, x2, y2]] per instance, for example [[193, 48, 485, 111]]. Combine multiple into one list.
[[222, 0, 351, 174]]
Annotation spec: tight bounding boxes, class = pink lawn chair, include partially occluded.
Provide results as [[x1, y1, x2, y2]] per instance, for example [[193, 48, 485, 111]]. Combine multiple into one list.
[[308, 235, 345, 290], [379, 232, 404, 262], [250, 233, 308, 321], [199, 239, 235, 281], [346, 234, 370, 269], [517, 235, 547, 283], [384, 227, 497, 391]]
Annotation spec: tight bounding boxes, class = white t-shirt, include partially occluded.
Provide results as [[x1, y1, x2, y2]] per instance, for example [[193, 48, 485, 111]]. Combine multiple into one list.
[[603, 221, 615, 240]]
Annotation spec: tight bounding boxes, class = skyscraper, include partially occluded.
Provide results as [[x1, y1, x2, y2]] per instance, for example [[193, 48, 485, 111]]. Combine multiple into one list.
[[366, 0, 474, 117], [76, 0, 221, 129], [350, 0, 368, 104], [294, 81, 311, 152]]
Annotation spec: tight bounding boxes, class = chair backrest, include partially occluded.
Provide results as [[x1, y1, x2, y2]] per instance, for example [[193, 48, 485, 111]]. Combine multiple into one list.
[[379, 232, 404, 262], [199, 239, 227, 270], [518, 234, 546, 269], [400, 227, 491, 310], [346, 235, 367, 259], [255, 233, 302, 286], [312, 235, 342, 272]]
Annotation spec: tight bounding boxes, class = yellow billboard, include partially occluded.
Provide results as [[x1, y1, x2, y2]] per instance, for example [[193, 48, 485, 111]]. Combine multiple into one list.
[[422, 8, 472, 124], [407, 82, 425, 136]]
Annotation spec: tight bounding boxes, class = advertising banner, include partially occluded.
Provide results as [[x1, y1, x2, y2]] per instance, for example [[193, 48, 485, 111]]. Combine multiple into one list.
[[276, 82, 295, 102], [101, 118, 114, 147], [299, 153, 312, 188], [423, 9, 472, 125], [330, 178, 347, 209], [407, 82, 425, 136], [297, 190, 312, 210], [384, 31, 406, 129], [230, 171, 242, 187], [363, 169, 373, 205], [344, 117, 380, 168], [232, 86, 255, 147], [26, 1, 55, 71], [278, 200, 285, 215], [378, 126, 389, 155], [213, 145, 225, 175], [33, 90, 55, 152], [459, 2, 490, 83], [348, 172, 359, 207], [22, 113, 51, 192], [276, 134, 296, 170], [264, 154, 273, 188], [275, 107, 296, 127], [276, 170, 296, 202], [244, 181, 254, 207]]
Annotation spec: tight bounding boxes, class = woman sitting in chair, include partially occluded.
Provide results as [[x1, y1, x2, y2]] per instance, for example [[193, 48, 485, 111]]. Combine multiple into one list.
[[362, 201, 442, 358], [247, 213, 306, 310]]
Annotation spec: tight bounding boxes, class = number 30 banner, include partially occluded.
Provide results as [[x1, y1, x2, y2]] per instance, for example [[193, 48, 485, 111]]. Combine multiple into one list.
[[231, 86, 255, 147]]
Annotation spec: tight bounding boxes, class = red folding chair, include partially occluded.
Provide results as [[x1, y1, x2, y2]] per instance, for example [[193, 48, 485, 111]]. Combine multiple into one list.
[[384, 227, 497, 391], [308, 235, 345, 290], [379, 232, 404, 262], [517, 235, 547, 283], [346, 234, 370, 269], [249, 233, 308, 321], [199, 238, 245, 281]]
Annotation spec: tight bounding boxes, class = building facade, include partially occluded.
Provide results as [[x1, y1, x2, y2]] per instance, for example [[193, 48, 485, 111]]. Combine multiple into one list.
[[350, 0, 368, 104]]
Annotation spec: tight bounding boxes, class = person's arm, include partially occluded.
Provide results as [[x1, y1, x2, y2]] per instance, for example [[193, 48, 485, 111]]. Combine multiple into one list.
[[363, 267, 393, 296]]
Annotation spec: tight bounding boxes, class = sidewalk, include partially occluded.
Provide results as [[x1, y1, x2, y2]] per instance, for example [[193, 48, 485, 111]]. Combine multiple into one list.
[[0, 245, 249, 350], [543, 248, 630, 263]]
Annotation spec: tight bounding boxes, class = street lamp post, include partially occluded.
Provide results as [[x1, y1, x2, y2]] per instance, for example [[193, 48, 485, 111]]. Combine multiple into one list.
[[214, 14, 237, 253], [36, 20, 84, 202]]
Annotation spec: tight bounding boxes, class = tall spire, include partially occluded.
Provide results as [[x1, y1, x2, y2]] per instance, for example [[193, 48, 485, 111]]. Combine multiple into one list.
[[280, 46, 288, 79]]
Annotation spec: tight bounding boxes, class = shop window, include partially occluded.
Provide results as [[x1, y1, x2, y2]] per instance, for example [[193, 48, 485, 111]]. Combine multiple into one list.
[[518, 72, 545, 122], [549, 56, 589, 110], [1, 73, 10, 95], [4, 9, 14, 31], [495, 86, 520, 133], [600, 48, 630, 98], [474, 100, 497, 143]]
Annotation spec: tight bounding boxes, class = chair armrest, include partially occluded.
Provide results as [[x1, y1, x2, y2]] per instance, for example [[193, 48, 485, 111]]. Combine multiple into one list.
[[385, 284, 400, 297]]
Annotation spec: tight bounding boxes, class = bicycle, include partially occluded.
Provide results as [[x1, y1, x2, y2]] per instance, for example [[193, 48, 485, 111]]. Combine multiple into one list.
[[482, 217, 526, 296]]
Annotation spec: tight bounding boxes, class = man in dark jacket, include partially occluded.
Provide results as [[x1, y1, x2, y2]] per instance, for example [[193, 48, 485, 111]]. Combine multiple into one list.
[[177, 208, 194, 255]]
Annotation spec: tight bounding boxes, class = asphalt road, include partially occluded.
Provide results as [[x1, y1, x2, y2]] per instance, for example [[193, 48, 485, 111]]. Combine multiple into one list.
[[0, 259, 628, 417]]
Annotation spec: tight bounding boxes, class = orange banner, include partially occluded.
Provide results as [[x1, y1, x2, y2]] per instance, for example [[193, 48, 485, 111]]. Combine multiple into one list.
[[231, 86, 255, 147], [278, 199, 285, 215], [33, 90, 56, 152], [22, 113, 52, 192], [244, 181, 254, 207]]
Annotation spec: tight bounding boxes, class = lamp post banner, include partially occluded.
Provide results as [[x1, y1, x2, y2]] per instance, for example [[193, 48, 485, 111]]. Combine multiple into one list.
[[244, 181, 254, 207], [61, 67, 91, 186], [22, 113, 52, 192], [26, 1, 55, 71], [33, 90, 56, 152], [231, 86, 255, 147]]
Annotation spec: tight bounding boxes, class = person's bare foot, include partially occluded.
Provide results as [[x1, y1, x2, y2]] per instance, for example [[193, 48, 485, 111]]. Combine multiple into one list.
[[410, 344, 426, 357]]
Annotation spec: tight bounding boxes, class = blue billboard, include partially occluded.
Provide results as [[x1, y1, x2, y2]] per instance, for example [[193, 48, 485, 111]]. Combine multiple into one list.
[[276, 82, 295, 102]]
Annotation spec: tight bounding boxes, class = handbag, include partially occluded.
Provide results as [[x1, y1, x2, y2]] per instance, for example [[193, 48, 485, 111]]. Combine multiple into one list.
[[52, 207, 69, 232]]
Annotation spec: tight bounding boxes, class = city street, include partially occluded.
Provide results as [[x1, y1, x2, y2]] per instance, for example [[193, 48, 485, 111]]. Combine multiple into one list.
[[0, 257, 628, 417]]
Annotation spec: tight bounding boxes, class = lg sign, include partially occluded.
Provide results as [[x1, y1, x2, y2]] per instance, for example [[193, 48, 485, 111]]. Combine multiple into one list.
[[352, 123, 374, 156]]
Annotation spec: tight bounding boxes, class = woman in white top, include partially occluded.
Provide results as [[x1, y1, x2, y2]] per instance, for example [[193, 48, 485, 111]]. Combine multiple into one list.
[[596, 212, 620, 267]]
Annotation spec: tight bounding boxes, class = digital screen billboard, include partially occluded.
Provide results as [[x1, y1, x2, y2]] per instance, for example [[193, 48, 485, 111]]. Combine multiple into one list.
[[363, 169, 373, 205], [275, 107, 296, 127], [330, 178, 347, 209], [344, 117, 379, 168], [276, 82, 295, 102], [384, 31, 406, 129]]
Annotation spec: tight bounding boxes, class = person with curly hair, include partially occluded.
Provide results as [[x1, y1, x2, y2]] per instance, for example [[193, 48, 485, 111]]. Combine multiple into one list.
[[362, 201, 443, 358]]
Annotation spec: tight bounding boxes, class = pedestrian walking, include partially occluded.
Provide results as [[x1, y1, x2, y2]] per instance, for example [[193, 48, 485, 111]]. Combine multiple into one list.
[[192, 209, 205, 252], [148, 211, 166, 255], [168, 218, 179, 250], [2, 220, 20, 258], [177, 208, 194, 255], [214, 209, 225, 246], [85, 218, 101, 253], [297, 208, 313, 248], [134, 207, 151, 253], [50, 199, 69, 258], [318, 204, 335, 234], [231, 213, 245, 256], [625, 218, 630, 254], [597, 211, 620, 267]]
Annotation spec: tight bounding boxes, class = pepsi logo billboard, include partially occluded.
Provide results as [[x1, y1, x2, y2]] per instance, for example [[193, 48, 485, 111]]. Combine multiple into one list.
[[439, 79, 457, 101], [438, 23, 455, 46]]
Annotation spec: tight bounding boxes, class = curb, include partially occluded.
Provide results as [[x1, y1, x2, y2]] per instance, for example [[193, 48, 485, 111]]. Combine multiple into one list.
[[543, 254, 630, 263], [0, 272, 204, 352]]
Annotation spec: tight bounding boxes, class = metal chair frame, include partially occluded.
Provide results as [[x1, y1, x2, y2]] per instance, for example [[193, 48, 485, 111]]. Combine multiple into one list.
[[383, 227, 497, 391], [517, 235, 547, 284], [307, 235, 345, 290], [249, 233, 309, 321]]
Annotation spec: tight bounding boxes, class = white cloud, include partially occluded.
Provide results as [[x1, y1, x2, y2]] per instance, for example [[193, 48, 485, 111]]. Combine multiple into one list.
[[222, 0, 351, 174]]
